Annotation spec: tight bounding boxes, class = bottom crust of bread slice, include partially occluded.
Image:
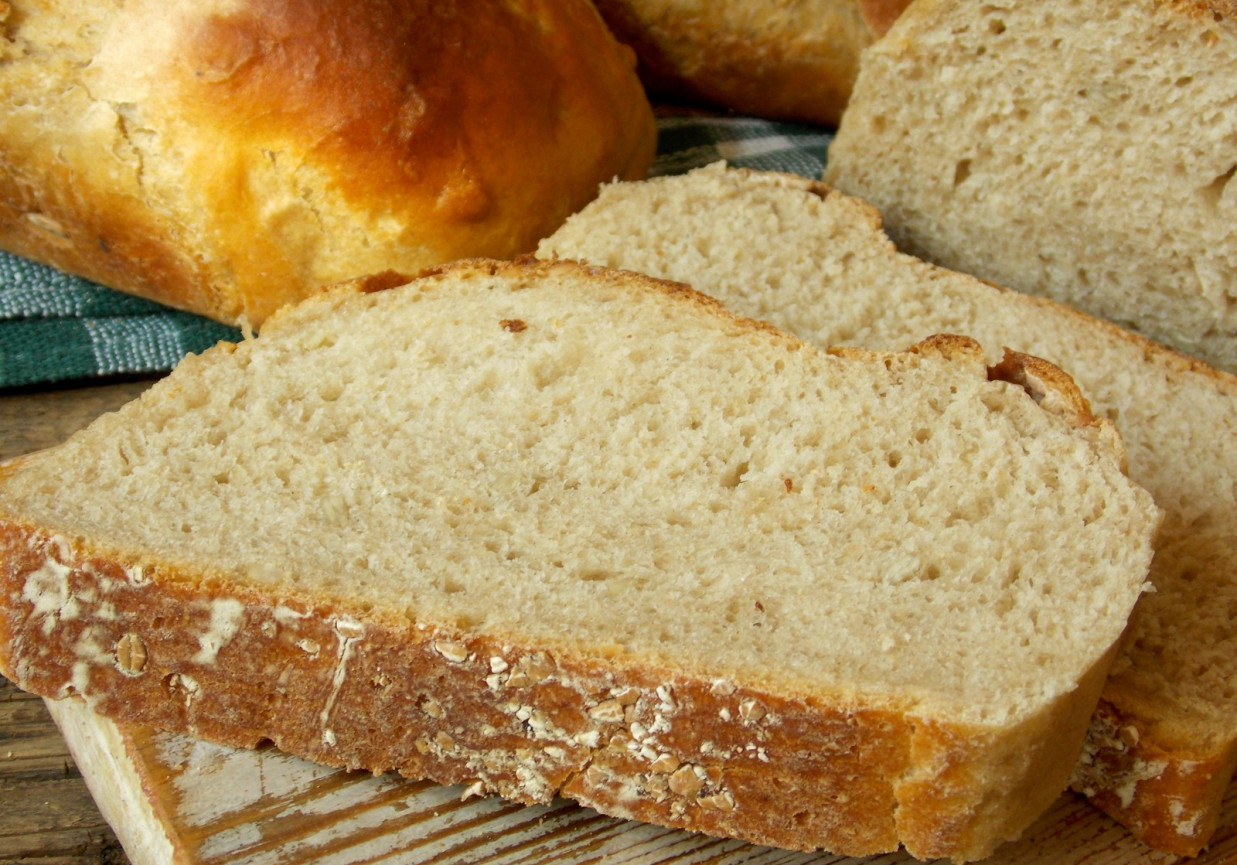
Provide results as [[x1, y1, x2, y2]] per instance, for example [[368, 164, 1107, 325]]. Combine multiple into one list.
[[538, 162, 1237, 856], [0, 259, 1157, 861]]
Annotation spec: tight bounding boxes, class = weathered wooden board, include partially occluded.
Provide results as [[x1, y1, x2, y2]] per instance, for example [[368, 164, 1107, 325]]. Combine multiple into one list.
[[0, 678, 126, 863], [42, 696, 1237, 865]]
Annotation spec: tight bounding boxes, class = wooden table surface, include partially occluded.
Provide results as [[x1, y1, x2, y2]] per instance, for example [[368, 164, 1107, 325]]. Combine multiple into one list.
[[1, 375, 160, 865]]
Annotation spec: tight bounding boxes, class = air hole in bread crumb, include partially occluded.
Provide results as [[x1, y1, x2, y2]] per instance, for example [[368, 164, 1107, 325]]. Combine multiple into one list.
[[953, 159, 973, 187], [1199, 165, 1236, 211], [1001, 565, 1023, 589], [980, 392, 1006, 413], [720, 461, 749, 489], [454, 613, 483, 630]]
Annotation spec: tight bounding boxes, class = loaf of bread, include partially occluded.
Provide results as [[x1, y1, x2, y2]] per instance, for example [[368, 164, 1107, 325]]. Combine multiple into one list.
[[824, 0, 1237, 373], [0, 258, 1158, 862], [589, 0, 911, 125], [538, 163, 1237, 856], [0, 0, 655, 328]]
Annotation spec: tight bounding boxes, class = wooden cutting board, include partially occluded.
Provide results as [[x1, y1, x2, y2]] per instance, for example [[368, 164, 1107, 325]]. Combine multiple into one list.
[[42, 696, 1237, 865]]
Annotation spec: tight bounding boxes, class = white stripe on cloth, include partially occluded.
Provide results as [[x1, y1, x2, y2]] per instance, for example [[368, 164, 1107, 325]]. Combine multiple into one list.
[[88, 316, 195, 375]]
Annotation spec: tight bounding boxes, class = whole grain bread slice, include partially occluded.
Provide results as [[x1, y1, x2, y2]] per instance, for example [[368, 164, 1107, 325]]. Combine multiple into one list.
[[0, 258, 1157, 862], [538, 163, 1237, 856]]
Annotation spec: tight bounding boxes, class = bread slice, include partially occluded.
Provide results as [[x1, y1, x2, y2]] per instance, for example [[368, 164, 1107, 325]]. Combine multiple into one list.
[[0, 258, 1156, 862], [823, 0, 1237, 374], [537, 163, 1237, 856]]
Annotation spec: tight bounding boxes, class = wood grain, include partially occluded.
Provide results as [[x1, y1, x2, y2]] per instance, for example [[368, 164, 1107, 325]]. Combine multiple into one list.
[[0, 678, 128, 864], [33, 692, 1237, 865], [0, 377, 157, 462], [41, 695, 1237, 865]]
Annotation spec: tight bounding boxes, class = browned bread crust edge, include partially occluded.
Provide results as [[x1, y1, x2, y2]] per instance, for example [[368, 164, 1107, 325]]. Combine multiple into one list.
[[588, 0, 914, 126], [0, 0, 656, 327], [0, 517, 1120, 862]]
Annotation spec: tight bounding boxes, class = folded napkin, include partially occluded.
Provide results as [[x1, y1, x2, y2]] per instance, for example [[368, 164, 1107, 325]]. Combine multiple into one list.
[[0, 117, 832, 389]]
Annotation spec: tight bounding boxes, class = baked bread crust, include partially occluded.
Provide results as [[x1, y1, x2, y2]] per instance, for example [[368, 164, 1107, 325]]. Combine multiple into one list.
[[1075, 701, 1237, 855], [589, 0, 913, 125], [0, 0, 656, 327], [0, 516, 1122, 862]]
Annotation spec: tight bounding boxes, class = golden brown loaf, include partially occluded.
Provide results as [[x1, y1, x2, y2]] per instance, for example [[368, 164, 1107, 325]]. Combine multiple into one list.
[[538, 163, 1237, 856], [0, 258, 1158, 862], [825, 0, 1237, 373], [0, 0, 656, 328], [589, 0, 913, 125]]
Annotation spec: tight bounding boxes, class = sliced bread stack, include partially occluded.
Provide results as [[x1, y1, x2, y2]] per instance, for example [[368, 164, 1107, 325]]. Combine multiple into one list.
[[538, 163, 1237, 856], [0, 258, 1157, 862]]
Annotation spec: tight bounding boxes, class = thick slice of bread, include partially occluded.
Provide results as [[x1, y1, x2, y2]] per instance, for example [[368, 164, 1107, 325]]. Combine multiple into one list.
[[823, 0, 1237, 374], [538, 163, 1237, 856], [0, 0, 654, 328], [588, 0, 912, 125], [0, 258, 1157, 862]]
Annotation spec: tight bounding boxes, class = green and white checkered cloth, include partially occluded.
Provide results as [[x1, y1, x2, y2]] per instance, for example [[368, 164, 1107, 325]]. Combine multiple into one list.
[[0, 116, 832, 389]]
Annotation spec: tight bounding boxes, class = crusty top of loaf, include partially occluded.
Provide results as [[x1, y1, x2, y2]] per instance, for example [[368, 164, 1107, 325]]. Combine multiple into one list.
[[860, 0, 915, 33], [0, 258, 1158, 728], [588, 0, 912, 125], [0, 0, 655, 325], [539, 162, 1237, 750]]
